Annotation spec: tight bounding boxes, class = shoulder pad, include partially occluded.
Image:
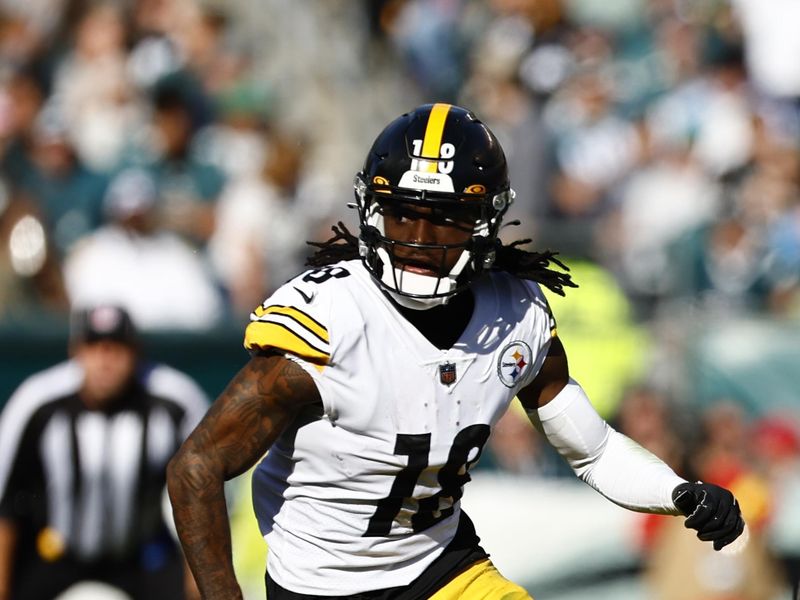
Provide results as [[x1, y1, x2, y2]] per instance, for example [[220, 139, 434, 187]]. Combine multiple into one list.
[[243, 275, 333, 365]]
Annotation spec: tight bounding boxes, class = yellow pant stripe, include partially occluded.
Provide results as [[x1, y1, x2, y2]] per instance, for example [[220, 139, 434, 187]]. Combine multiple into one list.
[[429, 559, 532, 600]]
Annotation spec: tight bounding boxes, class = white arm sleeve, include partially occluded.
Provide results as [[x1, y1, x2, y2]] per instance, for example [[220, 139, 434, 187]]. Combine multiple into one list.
[[528, 379, 686, 515]]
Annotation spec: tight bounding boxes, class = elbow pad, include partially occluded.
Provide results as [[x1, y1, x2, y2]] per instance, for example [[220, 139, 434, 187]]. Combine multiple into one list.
[[529, 379, 686, 515]]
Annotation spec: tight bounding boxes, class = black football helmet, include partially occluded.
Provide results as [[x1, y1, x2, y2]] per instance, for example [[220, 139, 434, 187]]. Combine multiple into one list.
[[354, 103, 513, 308]]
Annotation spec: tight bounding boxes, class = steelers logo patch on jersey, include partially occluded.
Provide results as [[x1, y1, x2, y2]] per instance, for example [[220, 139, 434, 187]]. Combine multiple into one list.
[[497, 341, 533, 388]]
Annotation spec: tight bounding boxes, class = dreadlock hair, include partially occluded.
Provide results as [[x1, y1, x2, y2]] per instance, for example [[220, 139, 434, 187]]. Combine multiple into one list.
[[306, 222, 577, 296]]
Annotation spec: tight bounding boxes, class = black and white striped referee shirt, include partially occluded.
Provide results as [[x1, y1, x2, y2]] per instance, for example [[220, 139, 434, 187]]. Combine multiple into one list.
[[0, 359, 208, 563]]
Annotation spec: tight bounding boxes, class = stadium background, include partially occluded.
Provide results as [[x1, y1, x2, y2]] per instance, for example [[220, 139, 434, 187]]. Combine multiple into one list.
[[0, 0, 798, 597]]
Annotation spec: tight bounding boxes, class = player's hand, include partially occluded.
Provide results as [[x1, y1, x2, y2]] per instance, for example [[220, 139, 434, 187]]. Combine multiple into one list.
[[672, 481, 745, 551]]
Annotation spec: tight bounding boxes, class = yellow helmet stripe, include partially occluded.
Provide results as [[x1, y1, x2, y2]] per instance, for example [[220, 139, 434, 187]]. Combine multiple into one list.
[[421, 103, 451, 173], [243, 321, 330, 365], [254, 305, 329, 343]]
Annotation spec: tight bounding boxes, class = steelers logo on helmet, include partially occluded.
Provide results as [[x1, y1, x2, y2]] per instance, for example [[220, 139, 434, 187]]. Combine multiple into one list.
[[354, 103, 514, 310]]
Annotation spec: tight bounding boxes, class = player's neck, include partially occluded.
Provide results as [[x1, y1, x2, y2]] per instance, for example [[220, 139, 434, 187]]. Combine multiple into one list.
[[393, 290, 475, 350]]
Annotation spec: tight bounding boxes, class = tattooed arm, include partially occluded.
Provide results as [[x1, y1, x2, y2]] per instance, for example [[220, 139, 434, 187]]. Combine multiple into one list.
[[166, 353, 321, 600]]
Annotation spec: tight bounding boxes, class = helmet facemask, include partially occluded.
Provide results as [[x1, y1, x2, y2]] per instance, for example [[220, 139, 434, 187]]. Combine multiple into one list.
[[355, 174, 513, 309]]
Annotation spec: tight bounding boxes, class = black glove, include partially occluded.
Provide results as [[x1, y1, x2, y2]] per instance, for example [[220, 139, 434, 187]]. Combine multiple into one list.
[[672, 481, 745, 551]]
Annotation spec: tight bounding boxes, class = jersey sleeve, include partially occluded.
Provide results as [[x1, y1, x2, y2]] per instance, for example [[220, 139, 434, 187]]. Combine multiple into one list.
[[244, 276, 332, 366], [518, 279, 558, 388], [543, 289, 558, 338]]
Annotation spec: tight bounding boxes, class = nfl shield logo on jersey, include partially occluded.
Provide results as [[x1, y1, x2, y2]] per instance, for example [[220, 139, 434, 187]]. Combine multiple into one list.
[[439, 362, 457, 386]]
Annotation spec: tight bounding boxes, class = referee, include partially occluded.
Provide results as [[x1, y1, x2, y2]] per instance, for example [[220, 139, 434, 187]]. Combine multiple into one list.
[[0, 305, 208, 600]]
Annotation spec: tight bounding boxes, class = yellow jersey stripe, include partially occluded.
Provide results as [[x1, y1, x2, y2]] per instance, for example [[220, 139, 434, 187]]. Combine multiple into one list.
[[257, 305, 328, 343], [259, 313, 329, 345], [421, 103, 451, 173], [244, 321, 330, 364]]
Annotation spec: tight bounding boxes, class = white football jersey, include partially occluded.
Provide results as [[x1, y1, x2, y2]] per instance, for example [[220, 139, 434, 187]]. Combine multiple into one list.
[[245, 259, 555, 595]]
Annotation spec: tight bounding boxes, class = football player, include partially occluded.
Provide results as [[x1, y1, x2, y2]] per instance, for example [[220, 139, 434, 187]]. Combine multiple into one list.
[[167, 104, 745, 599]]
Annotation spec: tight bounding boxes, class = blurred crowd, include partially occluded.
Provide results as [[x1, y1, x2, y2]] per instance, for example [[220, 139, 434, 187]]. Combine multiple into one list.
[[1, 0, 799, 326], [0, 0, 798, 596]]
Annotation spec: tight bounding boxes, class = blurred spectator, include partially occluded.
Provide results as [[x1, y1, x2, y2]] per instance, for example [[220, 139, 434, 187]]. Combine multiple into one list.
[[546, 66, 641, 223], [0, 305, 208, 600], [689, 402, 773, 535], [174, 5, 250, 104], [479, 407, 567, 477], [0, 13, 50, 76], [460, 12, 552, 234], [52, 4, 144, 172], [750, 415, 800, 591], [540, 55, 641, 260], [607, 101, 721, 309], [732, 0, 800, 99], [207, 129, 309, 314], [739, 121, 800, 226], [192, 84, 273, 182], [0, 0, 67, 43], [688, 43, 752, 178], [63, 168, 224, 331], [133, 80, 225, 246], [767, 202, 800, 316], [614, 385, 685, 472], [672, 206, 775, 315], [644, 400, 785, 600], [5, 103, 108, 255], [0, 69, 46, 177], [645, 510, 784, 600], [383, 0, 468, 101], [668, 121, 800, 316]]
